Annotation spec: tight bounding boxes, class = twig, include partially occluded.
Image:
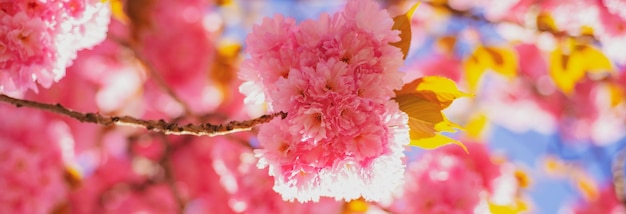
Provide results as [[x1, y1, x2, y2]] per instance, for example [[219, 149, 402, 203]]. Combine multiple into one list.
[[0, 94, 286, 137], [157, 135, 186, 213], [132, 48, 197, 119], [107, 33, 196, 119], [371, 201, 395, 214]]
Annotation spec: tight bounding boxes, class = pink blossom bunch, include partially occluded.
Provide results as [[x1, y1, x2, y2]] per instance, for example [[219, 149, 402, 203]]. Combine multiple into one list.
[[211, 137, 343, 214], [69, 153, 180, 213], [390, 143, 502, 214], [240, 0, 409, 202], [137, 0, 219, 116], [0, 0, 110, 93], [0, 104, 72, 214]]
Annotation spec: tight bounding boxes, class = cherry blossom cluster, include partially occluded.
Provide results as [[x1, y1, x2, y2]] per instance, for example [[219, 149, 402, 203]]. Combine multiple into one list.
[[240, 0, 409, 202], [390, 143, 516, 213], [0, 0, 110, 94], [136, 0, 221, 116], [0, 104, 71, 213]]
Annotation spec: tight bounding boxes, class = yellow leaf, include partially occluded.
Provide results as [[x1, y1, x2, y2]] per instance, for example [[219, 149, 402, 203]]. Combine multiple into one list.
[[463, 46, 518, 91], [395, 95, 467, 152], [464, 113, 488, 140], [576, 45, 612, 72], [126, 0, 157, 41], [110, 0, 129, 23], [484, 47, 518, 78], [211, 41, 242, 94], [543, 156, 567, 174], [581, 25, 595, 37], [463, 53, 486, 92], [216, 0, 234, 6], [514, 169, 532, 189], [549, 46, 582, 94], [64, 166, 82, 190], [609, 83, 624, 107], [394, 76, 469, 151], [549, 42, 613, 94], [489, 199, 529, 214], [536, 12, 558, 33], [395, 76, 472, 109], [397, 95, 443, 138], [436, 36, 457, 54], [435, 114, 463, 132], [576, 174, 599, 201], [409, 133, 467, 152], [390, 2, 420, 59]]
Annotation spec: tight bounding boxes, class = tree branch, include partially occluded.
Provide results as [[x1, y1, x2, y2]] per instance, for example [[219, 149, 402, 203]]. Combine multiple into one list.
[[131, 46, 197, 119], [107, 32, 196, 119], [0, 94, 286, 137], [157, 134, 186, 213]]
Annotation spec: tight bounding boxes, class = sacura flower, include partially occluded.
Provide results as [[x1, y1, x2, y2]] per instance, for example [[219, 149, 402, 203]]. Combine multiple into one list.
[[0, 104, 73, 214], [0, 0, 110, 94], [240, 0, 409, 202], [390, 143, 503, 214], [136, 0, 220, 115], [211, 137, 344, 214]]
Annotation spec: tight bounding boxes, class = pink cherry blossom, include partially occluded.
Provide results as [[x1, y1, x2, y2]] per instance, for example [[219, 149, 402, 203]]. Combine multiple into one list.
[[136, 0, 222, 116], [0, 104, 72, 214], [390, 143, 503, 214], [396, 154, 484, 214], [69, 153, 179, 214], [211, 136, 343, 214], [241, 0, 409, 202], [0, 0, 110, 94], [167, 137, 236, 214]]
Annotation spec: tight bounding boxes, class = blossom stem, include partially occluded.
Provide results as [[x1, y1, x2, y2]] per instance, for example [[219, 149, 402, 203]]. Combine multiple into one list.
[[131, 45, 197, 119], [107, 33, 197, 119], [157, 135, 186, 213], [0, 94, 286, 137]]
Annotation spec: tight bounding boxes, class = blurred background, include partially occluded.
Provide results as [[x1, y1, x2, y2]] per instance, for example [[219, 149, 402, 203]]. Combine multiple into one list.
[[1, 0, 625, 213]]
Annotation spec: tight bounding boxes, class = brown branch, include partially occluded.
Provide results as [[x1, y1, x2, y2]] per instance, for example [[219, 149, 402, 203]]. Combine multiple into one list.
[[157, 135, 185, 213], [0, 94, 286, 137], [107, 33, 196, 119], [132, 48, 197, 119]]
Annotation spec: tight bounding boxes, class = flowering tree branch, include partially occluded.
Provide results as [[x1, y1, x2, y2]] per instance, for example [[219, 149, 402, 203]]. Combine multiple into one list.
[[0, 94, 285, 137]]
